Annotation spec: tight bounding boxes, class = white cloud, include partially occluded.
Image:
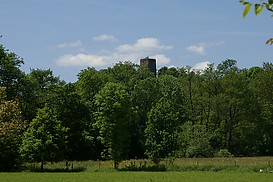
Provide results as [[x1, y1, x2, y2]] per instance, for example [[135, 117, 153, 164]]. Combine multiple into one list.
[[92, 34, 117, 42], [57, 40, 82, 48], [187, 45, 206, 55], [187, 41, 224, 55], [152, 54, 171, 66], [56, 53, 171, 68], [56, 54, 109, 67], [117, 38, 172, 53], [192, 61, 211, 71], [56, 37, 173, 68]]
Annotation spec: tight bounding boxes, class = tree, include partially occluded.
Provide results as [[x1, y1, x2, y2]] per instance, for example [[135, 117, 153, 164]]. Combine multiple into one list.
[[19, 69, 64, 121], [247, 62, 273, 155], [145, 98, 180, 165], [158, 66, 180, 77], [94, 82, 131, 169], [50, 83, 95, 160], [0, 88, 27, 171], [130, 77, 161, 158], [180, 121, 213, 158], [106, 61, 154, 93], [77, 67, 109, 104], [0, 41, 24, 100], [20, 105, 67, 169], [240, 0, 273, 44]]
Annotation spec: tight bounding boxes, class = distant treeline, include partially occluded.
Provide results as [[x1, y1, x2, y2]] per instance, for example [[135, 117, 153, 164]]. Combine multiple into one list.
[[1, 42, 273, 170]]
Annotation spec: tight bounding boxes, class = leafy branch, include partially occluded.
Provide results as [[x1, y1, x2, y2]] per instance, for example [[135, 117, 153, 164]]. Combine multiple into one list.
[[240, 0, 273, 45]]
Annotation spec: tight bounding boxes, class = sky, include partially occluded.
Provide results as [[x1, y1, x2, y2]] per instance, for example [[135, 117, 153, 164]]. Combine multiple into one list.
[[1, 0, 272, 82]]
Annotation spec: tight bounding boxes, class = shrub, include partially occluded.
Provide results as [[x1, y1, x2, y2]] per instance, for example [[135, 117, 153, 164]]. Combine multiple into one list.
[[214, 149, 234, 157]]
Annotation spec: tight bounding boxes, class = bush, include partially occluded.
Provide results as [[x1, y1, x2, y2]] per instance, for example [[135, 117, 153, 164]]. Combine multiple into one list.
[[214, 149, 234, 157], [180, 122, 213, 158], [185, 139, 213, 158]]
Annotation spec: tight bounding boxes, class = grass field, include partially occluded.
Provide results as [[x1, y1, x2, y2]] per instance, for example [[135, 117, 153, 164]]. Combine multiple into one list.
[[1, 171, 273, 182], [2, 157, 273, 182], [20, 157, 273, 172]]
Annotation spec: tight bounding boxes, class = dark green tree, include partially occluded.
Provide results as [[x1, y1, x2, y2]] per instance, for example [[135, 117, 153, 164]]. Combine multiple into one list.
[[19, 68, 64, 121], [130, 77, 161, 158], [50, 83, 95, 160], [158, 66, 180, 77], [247, 62, 273, 155], [0, 41, 24, 100]]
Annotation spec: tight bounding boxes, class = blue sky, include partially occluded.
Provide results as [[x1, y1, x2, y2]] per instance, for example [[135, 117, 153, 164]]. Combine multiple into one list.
[[1, 0, 272, 82]]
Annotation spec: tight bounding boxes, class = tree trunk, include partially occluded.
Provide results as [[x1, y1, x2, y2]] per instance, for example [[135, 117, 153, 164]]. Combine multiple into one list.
[[41, 161, 44, 170], [114, 160, 119, 169]]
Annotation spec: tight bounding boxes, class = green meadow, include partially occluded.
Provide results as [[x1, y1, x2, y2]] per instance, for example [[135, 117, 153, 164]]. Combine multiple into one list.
[[2, 157, 273, 182], [1, 171, 273, 182]]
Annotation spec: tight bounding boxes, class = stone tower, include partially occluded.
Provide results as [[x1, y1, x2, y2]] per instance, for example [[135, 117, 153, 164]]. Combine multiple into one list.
[[140, 57, 156, 76]]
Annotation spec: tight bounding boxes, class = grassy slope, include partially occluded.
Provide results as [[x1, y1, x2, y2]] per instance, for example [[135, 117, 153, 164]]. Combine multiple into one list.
[[1, 172, 273, 182]]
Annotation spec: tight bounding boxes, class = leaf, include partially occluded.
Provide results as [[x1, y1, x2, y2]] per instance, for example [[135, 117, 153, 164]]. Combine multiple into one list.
[[266, 38, 273, 45], [243, 3, 252, 18], [269, 0, 273, 5], [255, 4, 264, 15], [239, 0, 249, 5], [266, 4, 273, 13]]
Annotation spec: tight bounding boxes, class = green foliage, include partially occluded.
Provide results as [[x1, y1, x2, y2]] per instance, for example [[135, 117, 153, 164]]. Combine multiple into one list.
[[145, 98, 181, 165], [19, 69, 64, 121], [130, 77, 161, 158], [20, 105, 68, 169], [0, 88, 27, 171], [77, 67, 110, 105], [214, 149, 234, 158], [180, 122, 213, 158], [94, 82, 132, 169], [50, 83, 96, 160], [240, 0, 273, 44], [255, 3, 264, 15], [158, 66, 180, 77], [240, 0, 273, 18], [242, 2, 252, 18], [0, 42, 24, 100]]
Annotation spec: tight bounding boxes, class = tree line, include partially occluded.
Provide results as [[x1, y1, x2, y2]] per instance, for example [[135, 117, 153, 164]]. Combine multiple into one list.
[[1, 42, 273, 170]]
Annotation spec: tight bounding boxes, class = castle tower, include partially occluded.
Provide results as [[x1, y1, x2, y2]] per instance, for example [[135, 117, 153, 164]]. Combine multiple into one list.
[[140, 57, 156, 76]]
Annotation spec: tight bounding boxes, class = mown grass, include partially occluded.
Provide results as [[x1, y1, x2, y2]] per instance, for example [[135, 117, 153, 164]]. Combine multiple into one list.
[[1, 171, 273, 182]]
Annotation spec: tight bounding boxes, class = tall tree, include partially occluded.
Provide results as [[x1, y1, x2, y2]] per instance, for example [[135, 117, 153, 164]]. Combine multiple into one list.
[[94, 82, 131, 169], [145, 98, 180, 164], [130, 77, 161, 158], [247, 62, 273, 155], [50, 83, 95, 160]]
